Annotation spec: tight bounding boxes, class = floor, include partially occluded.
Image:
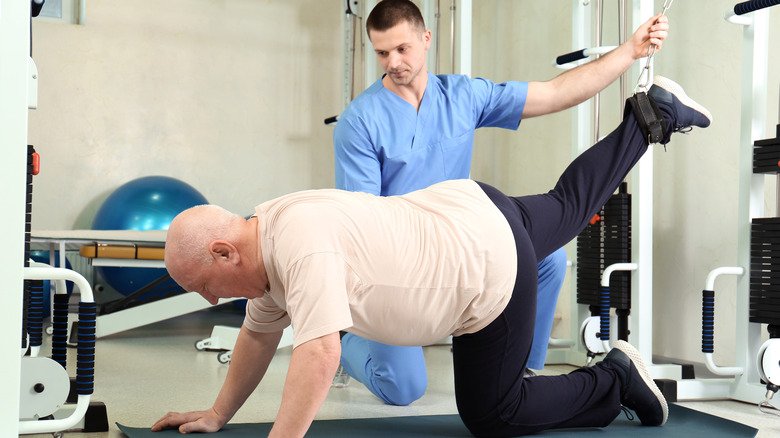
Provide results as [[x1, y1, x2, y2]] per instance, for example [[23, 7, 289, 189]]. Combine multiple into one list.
[[23, 304, 780, 437]]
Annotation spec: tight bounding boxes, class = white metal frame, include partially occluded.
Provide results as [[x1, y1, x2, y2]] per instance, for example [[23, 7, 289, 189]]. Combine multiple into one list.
[[726, 3, 772, 403], [555, 1, 777, 405], [1, 1, 33, 434], [671, 5, 772, 404], [668, 5, 772, 404], [19, 267, 94, 434], [703, 267, 746, 377]]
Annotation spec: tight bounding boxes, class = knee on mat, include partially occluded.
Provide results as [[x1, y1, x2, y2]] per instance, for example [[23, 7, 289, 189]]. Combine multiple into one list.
[[372, 368, 427, 406]]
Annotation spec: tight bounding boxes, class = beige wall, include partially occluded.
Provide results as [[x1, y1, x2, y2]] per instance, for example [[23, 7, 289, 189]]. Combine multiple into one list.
[[28, 0, 780, 365], [30, 0, 342, 229]]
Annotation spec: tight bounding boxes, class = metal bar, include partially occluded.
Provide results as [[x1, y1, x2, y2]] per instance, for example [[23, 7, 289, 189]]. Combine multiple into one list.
[[593, 0, 603, 144], [618, 0, 627, 109], [733, 4, 770, 392], [629, 0, 656, 374]]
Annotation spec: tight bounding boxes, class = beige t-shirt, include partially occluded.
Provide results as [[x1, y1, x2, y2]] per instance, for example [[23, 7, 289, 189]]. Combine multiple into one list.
[[243, 179, 517, 348]]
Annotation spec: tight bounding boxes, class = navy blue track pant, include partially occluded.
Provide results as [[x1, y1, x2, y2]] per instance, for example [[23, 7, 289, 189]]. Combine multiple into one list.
[[453, 106, 668, 437]]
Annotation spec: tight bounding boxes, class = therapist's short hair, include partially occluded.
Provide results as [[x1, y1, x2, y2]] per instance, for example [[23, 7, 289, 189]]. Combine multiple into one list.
[[366, 0, 426, 36]]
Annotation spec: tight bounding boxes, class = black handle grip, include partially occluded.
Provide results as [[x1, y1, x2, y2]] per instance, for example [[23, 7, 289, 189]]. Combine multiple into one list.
[[702, 290, 715, 353], [76, 302, 97, 395], [734, 0, 780, 15], [556, 49, 588, 66], [324, 115, 339, 125], [599, 286, 611, 341]]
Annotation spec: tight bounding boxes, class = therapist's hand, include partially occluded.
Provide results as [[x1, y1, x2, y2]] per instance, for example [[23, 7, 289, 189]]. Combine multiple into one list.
[[151, 408, 226, 433]]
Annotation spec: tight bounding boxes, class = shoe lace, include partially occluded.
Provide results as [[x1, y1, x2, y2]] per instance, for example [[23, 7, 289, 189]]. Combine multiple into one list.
[[661, 125, 693, 151], [621, 406, 636, 421]]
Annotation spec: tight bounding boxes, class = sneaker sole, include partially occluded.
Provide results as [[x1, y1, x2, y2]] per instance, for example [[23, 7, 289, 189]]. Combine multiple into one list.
[[611, 340, 669, 426], [653, 76, 713, 124]]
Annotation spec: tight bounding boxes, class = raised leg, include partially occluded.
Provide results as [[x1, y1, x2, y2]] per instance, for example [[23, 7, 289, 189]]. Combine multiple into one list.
[[454, 78, 710, 436]]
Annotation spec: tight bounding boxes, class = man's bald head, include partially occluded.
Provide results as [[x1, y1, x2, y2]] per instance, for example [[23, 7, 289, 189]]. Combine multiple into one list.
[[165, 204, 243, 288]]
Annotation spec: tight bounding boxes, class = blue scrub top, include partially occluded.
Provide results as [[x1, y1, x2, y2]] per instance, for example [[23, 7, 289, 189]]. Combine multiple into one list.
[[334, 73, 528, 196]]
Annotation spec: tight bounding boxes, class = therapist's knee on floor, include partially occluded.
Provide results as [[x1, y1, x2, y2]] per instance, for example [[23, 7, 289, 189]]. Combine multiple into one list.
[[368, 357, 428, 406]]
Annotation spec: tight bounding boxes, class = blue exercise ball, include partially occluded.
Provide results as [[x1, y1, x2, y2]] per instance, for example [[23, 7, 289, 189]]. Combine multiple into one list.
[[92, 176, 208, 298]]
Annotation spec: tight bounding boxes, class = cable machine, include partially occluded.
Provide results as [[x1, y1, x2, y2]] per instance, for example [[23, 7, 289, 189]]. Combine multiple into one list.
[[550, 0, 780, 411], [686, 0, 780, 409], [546, 0, 663, 375], [0, 1, 32, 432], [1, 2, 103, 434]]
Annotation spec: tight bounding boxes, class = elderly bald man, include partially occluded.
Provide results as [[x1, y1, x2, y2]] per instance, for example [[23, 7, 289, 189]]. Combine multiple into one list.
[[153, 77, 710, 438]]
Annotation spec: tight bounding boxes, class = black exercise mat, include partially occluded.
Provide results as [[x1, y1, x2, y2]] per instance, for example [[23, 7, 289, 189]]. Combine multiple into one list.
[[117, 403, 757, 437]]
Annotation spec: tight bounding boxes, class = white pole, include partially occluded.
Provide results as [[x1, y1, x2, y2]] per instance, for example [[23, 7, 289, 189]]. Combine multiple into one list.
[[0, 0, 32, 435], [562, 0, 594, 366], [362, 0, 379, 88], [342, 3, 355, 109], [422, 0, 439, 74], [454, 0, 471, 77], [79, 0, 87, 25], [629, 0, 655, 370], [593, 0, 602, 144], [734, 6, 769, 390]]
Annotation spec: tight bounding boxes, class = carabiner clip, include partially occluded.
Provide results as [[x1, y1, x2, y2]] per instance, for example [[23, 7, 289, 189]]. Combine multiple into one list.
[[633, 0, 674, 93]]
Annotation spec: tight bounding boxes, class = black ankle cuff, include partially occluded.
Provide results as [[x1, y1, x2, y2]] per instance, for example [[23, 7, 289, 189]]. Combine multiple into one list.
[[627, 92, 666, 144]]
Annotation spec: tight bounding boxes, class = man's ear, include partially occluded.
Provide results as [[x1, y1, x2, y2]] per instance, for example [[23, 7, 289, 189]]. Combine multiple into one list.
[[209, 240, 240, 265]]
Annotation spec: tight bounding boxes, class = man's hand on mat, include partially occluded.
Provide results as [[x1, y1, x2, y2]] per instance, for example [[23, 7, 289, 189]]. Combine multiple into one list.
[[151, 408, 226, 433]]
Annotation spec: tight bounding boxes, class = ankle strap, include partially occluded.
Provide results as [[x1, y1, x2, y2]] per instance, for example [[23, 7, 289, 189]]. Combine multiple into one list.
[[628, 92, 664, 144]]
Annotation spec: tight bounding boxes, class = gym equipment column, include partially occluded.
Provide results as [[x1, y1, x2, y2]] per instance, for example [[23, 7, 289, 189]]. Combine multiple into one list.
[[0, 1, 33, 435]]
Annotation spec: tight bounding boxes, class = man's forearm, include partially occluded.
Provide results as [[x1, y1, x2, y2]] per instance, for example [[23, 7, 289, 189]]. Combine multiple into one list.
[[269, 332, 341, 438], [525, 43, 635, 118], [552, 43, 634, 107], [523, 13, 667, 118], [211, 326, 282, 423]]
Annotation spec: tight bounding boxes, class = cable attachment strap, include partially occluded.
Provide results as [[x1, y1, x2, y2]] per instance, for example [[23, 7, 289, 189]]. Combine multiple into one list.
[[634, 0, 675, 92], [627, 91, 665, 145], [759, 385, 780, 417]]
